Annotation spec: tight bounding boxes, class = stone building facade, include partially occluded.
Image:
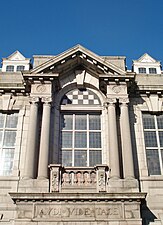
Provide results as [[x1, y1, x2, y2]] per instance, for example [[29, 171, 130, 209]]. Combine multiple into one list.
[[0, 45, 163, 225]]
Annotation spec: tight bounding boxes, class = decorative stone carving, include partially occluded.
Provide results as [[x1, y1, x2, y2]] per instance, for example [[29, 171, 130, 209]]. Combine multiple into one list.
[[29, 96, 39, 104], [107, 84, 127, 97], [49, 165, 109, 192], [112, 85, 121, 93], [51, 171, 59, 192], [96, 165, 108, 192], [31, 83, 52, 97], [49, 164, 61, 192], [36, 84, 46, 93], [41, 97, 52, 104], [119, 97, 129, 104], [2, 94, 15, 110], [107, 98, 117, 104], [145, 94, 162, 112]]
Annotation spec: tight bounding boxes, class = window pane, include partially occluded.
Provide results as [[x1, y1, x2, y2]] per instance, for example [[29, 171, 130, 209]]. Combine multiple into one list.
[[157, 115, 163, 129], [89, 150, 102, 166], [143, 114, 155, 129], [161, 150, 163, 169], [138, 68, 146, 73], [6, 114, 18, 128], [61, 114, 73, 130], [144, 131, 157, 147], [149, 68, 157, 74], [89, 132, 101, 148], [3, 131, 16, 147], [17, 66, 25, 71], [0, 114, 5, 128], [61, 132, 72, 148], [75, 115, 87, 130], [159, 132, 163, 147], [6, 65, 14, 72], [0, 149, 14, 176], [62, 150, 72, 166], [0, 131, 2, 146], [74, 150, 87, 166], [89, 115, 101, 130], [146, 150, 161, 175], [75, 132, 87, 148]]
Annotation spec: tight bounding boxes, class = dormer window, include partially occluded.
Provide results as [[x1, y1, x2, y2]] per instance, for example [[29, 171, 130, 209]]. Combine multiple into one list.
[[16, 65, 25, 71], [6, 65, 14, 72], [149, 68, 157, 74], [138, 67, 146, 74]]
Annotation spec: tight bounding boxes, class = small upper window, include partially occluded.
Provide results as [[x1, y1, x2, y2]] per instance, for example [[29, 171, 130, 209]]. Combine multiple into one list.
[[138, 67, 146, 73], [6, 65, 14, 72], [149, 68, 157, 74], [16, 65, 25, 71]]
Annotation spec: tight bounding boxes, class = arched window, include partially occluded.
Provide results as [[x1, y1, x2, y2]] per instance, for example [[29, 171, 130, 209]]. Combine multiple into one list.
[[60, 88, 102, 167]]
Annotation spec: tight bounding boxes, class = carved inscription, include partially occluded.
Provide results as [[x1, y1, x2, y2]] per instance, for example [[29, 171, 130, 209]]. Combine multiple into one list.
[[34, 204, 122, 220]]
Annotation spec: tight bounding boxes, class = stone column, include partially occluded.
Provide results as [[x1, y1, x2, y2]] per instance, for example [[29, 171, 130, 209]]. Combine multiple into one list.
[[107, 99, 120, 179], [120, 98, 134, 179], [23, 97, 39, 179], [37, 97, 52, 179]]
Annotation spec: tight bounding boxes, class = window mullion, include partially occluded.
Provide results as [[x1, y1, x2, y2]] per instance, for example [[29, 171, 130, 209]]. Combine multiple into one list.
[[72, 114, 75, 166], [155, 115, 163, 174], [87, 114, 89, 167]]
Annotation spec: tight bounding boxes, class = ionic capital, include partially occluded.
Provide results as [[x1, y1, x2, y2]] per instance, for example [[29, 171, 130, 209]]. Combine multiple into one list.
[[107, 98, 117, 104], [29, 97, 39, 104], [119, 97, 129, 105], [41, 97, 52, 105]]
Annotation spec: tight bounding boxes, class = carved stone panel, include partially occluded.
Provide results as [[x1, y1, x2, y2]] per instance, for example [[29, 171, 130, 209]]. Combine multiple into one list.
[[30, 83, 52, 97], [33, 203, 122, 221]]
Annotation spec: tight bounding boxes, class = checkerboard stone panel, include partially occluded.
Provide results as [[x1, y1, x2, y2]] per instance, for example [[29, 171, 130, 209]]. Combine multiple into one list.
[[61, 89, 100, 105]]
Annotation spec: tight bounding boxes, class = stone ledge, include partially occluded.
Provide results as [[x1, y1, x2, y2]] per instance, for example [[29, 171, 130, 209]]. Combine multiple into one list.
[[9, 192, 146, 203]]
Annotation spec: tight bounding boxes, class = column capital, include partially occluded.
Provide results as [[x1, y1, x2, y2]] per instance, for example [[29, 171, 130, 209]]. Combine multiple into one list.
[[119, 97, 129, 105], [29, 96, 39, 104], [41, 97, 52, 104], [106, 98, 117, 104]]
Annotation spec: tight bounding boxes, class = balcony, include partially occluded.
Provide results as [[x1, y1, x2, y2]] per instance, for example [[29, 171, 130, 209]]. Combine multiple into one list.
[[49, 164, 109, 193]]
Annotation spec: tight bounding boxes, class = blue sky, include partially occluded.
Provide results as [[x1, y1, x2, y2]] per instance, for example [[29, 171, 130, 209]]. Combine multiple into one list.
[[0, 0, 163, 69]]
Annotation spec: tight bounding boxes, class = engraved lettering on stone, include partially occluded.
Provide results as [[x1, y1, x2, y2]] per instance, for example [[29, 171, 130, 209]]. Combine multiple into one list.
[[35, 205, 121, 220]]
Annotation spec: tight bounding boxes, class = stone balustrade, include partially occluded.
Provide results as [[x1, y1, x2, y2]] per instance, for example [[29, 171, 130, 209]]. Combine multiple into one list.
[[49, 164, 109, 193]]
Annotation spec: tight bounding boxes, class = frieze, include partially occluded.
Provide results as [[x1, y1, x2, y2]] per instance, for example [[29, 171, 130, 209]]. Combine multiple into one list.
[[33, 204, 122, 220]]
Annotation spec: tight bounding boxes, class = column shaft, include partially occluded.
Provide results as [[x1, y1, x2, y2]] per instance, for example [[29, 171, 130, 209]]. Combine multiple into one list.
[[24, 99, 38, 178], [37, 101, 51, 179], [120, 101, 134, 178], [108, 101, 120, 178]]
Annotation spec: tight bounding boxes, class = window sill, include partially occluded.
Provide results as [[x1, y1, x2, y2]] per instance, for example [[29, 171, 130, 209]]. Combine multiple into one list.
[[140, 176, 163, 181], [0, 176, 19, 181]]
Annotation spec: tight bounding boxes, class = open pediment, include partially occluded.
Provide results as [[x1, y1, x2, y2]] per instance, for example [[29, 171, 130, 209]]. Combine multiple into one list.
[[30, 45, 126, 76]]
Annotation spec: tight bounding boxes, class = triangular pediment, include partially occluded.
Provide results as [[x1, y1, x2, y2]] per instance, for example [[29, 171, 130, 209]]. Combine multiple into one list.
[[135, 53, 158, 63], [30, 45, 125, 75], [4, 50, 26, 61]]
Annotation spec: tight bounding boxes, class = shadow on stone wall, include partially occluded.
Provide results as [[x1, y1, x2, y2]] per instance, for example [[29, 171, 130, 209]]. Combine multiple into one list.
[[141, 201, 157, 225]]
